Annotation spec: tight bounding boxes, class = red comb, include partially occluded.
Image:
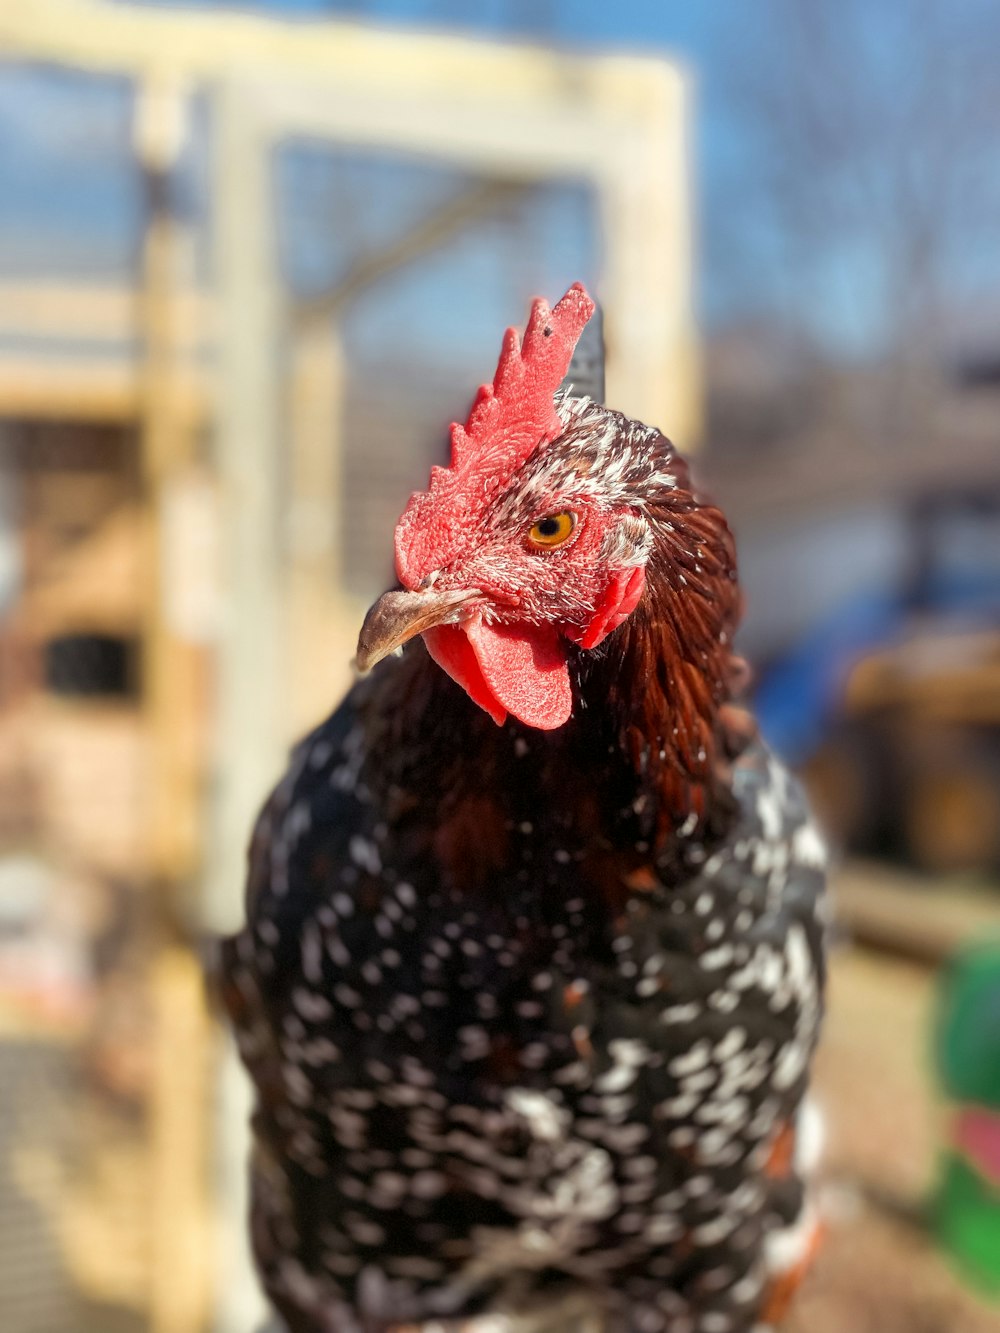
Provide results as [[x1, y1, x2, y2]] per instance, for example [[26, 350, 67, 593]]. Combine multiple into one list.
[[395, 282, 595, 588]]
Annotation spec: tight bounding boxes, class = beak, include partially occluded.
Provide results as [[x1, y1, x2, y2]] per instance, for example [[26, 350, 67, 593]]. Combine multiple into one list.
[[355, 586, 481, 674]]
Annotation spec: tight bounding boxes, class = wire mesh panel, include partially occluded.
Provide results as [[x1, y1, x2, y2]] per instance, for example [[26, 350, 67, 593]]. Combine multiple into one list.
[[0, 1039, 86, 1333], [274, 137, 599, 648]]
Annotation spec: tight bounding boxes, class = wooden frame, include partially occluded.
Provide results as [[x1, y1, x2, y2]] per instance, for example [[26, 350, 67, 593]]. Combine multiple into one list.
[[0, 8, 697, 1330]]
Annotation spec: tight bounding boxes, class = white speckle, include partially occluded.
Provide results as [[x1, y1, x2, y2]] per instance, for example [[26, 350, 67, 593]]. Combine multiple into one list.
[[714, 1027, 747, 1061], [373, 1170, 407, 1197], [792, 821, 826, 867], [292, 986, 332, 1021], [773, 1037, 808, 1091], [349, 835, 381, 875], [346, 1221, 389, 1247], [765, 1203, 820, 1274], [458, 1025, 491, 1058], [411, 1170, 448, 1199], [786, 923, 814, 994], [658, 1093, 698, 1118], [700, 945, 734, 971], [309, 740, 334, 769], [647, 1213, 682, 1244], [730, 1268, 765, 1304], [507, 1089, 565, 1142], [595, 1065, 637, 1095], [669, 1041, 711, 1077], [257, 919, 279, 947], [693, 1215, 735, 1246], [300, 921, 323, 984], [796, 1098, 826, 1175], [660, 1002, 701, 1026], [702, 1313, 734, 1333], [756, 779, 784, 840]]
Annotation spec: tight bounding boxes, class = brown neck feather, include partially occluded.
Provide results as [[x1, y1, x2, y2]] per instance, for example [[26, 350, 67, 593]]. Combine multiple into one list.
[[576, 455, 755, 844]]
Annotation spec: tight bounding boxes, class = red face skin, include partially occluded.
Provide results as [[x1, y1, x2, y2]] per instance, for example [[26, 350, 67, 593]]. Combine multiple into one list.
[[423, 495, 615, 622], [410, 492, 648, 731]]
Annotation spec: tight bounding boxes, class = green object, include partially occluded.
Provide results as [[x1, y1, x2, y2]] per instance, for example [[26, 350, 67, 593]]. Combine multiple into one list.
[[932, 941, 1000, 1297], [937, 1150, 1000, 1297]]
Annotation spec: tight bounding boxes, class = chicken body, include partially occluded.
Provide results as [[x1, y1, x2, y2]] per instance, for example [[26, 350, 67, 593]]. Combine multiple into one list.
[[222, 645, 826, 1333], [221, 287, 826, 1332]]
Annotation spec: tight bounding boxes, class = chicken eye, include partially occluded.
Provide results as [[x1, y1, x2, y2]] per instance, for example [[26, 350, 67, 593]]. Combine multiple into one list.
[[528, 511, 576, 549]]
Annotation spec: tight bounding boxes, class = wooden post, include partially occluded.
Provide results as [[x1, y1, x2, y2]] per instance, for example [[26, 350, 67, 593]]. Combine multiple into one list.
[[206, 80, 285, 931], [287, 321, 359, 735], [134, 73, 214, 1333], [598, 65, 701, 450], [206, 79, 282, 1333], [148, 947, 214, 1333], [135, 74, 206, 890]]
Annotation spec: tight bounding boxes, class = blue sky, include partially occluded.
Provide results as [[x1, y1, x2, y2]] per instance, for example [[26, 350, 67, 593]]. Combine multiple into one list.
[[0, 0, 996, 359]]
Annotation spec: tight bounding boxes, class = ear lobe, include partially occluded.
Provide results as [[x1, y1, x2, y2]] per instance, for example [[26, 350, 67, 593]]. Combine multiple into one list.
[[569, 566, 647, 650]]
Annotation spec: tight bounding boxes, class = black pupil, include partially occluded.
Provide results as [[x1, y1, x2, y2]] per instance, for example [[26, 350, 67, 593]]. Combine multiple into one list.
[[537, 516, 562, 537]]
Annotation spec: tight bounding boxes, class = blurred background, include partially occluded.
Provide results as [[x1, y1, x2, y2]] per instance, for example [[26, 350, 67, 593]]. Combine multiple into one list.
[[0, 2, 998, 1331]]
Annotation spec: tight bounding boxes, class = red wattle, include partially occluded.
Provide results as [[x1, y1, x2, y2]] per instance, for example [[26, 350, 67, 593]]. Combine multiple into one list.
[[569, 566, 647, 650], [423, 618, 572, 730], [465, 618, 572, 729], [423, 624, 508, 726]]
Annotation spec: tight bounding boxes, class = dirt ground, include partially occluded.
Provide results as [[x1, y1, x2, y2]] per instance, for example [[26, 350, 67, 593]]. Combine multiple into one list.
[[786, 941, 1000, 1333]]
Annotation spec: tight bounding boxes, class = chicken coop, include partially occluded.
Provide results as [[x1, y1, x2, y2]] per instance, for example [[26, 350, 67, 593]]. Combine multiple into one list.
[[0, 4, 697, 1331]]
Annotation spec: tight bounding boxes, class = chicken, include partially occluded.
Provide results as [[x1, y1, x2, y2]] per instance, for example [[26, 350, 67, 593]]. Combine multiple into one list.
[[220, 284, 827, 1333]]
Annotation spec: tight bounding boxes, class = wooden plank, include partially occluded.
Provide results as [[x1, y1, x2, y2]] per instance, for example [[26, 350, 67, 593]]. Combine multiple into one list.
[[834, 860, 1000, 966], [0, 359, 207, 424], [0, 281, 209, 345], [0, 0, 678, 97]]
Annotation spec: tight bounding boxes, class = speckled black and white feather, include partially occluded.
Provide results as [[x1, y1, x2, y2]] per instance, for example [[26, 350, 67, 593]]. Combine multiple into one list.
[[220, 629, 827, 1333]]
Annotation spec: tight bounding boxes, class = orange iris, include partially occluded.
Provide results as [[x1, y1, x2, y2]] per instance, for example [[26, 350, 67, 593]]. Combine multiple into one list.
[[528, 511, 575, 548]]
